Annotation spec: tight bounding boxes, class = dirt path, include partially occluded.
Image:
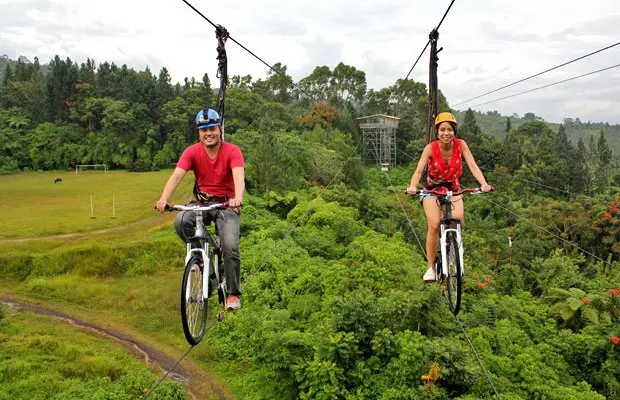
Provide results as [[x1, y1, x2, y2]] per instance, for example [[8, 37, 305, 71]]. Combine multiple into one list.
[[0, 296, 232, 400], [0, 214, 174, 243]]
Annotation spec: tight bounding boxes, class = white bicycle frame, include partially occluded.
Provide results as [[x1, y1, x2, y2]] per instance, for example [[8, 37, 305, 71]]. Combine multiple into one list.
[[436, 191, 465, 278], [171, 203, 226, 304], [439, 221, 464, 278]]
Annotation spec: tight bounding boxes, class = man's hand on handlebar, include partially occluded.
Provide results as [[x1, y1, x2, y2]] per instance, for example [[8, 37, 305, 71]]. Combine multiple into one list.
[[480, 184, 493, 192], [228, 198, 242, 208], [228, 198, 243, 214], [405, 187, 418, 195], [154, 199, 167, 214]]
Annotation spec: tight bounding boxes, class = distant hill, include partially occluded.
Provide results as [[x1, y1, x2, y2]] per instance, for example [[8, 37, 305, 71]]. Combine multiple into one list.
[[453, 109, 620, 155]]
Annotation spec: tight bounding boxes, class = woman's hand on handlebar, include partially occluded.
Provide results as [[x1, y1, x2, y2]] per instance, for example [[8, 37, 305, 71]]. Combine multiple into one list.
[[480, 184, 493, 192], [405, 187, 418, 195]]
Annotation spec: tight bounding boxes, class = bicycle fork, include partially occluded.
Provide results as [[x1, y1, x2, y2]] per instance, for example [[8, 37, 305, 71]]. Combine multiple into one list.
[[185, 244, 211, 302], [439, 224, 465, 277]]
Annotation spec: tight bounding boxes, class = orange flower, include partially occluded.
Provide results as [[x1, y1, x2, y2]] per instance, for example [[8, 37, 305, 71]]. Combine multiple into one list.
[[421, 363, 440, 382], [609, 289, 620, 297], [582, 297, 590, 304], [477, 282, 485, 288], [473, 271, 479, 276], [485, 278, 492, 284], [610, 336, 619, 345]]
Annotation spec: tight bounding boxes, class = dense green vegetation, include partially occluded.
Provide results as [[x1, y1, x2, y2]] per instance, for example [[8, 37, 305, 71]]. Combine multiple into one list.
[[1, 54, 618, 193], [0, 53, 618, 399], [1, 166, 618, 399]]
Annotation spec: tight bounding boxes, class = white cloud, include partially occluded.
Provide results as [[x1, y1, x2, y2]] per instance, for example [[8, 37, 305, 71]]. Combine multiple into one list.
[[1, 0, 619, 123]]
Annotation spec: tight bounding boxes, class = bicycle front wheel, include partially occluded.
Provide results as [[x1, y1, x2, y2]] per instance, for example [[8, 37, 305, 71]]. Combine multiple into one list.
[[181, 256, 208, 345], [445, 231, 462, 315]]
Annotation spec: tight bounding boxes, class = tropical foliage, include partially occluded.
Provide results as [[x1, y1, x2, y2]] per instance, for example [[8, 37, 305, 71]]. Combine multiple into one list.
[[0, 54, 618, 399]]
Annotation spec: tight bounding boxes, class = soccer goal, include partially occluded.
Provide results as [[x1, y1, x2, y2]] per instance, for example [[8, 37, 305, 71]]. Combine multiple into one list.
[[75, 164, 108, 174]]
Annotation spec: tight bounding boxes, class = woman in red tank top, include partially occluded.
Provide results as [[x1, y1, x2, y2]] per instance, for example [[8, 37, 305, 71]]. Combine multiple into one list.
[[406, 112, 492, 282]]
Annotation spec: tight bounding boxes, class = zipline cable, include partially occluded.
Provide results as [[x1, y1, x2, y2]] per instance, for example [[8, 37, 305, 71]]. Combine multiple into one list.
[[454, 41, 620, 106], [141, 343, 196, 399], [148, 3, 354, 393], [405, 41, 430, 81], [442, 295, 502, 400], [143, 317, 221, 399], [381, 168, 502, 398], [404, 0, 457, 80], [383, 171, 426, 258], [179, 0, 314, 99], [436, 0, 457, 31], [469, 63, 620, 108]]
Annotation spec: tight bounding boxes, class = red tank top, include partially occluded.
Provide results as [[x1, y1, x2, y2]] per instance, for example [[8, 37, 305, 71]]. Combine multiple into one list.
[[425, 139, 463, 191]]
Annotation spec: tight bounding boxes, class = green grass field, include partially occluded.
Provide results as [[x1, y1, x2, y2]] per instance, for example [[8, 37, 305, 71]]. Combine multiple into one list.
[[0, 170, 194, 239], [0, 170, 237, 398], [0, 308, 188, 399]]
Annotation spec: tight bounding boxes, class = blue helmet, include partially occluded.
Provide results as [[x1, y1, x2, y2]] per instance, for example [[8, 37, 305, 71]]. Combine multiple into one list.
[[195, 108, 221, 129]]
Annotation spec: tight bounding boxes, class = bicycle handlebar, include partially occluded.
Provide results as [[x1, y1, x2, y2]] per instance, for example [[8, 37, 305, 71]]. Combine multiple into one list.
[[405, 187, 495, 197], [164, 201, 230, 212]]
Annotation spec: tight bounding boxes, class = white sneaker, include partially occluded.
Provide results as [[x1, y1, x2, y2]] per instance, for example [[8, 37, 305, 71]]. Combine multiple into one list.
[[423, 268, 436, 283]]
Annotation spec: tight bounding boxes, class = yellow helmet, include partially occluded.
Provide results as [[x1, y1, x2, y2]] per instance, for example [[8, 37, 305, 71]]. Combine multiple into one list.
[[434, 112, 458, 132]]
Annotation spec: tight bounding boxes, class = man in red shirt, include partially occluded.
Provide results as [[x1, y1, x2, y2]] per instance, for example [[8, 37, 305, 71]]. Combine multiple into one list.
[[155, 108, 245, 310]]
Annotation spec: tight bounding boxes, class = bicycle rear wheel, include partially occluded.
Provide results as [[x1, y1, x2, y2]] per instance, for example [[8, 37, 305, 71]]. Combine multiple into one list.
[[445, 231, 462, 315], [181, 256, 208, 345]]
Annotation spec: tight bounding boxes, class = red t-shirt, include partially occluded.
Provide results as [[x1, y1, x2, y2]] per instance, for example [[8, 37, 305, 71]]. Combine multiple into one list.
[[177, 142, 244, 197], [425, 139, 463, 191]]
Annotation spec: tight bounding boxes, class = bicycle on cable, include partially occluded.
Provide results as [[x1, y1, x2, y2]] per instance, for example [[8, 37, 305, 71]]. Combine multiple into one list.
[[409, 187, 492, 315], [165, 202, 229, 345]]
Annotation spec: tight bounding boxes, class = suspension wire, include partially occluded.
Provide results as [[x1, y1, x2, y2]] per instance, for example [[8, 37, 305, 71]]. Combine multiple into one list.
[[397, 146, 417, 162], [142, 344, 195, 399], [383, 171, 427, 258], [404, 0, 457, 81], [405, 40, 430, 81], [480, 196, 614, 266], [241, 139, 362, 291], [440, 294, 502, 399], [454, 41, 620, 107], [436, 0, 457, 31], [469, 63, 620, 108], [179, 0, 314, 99], [142, 316, 222, 399], [181, 3, 497, 398], [381, 165, 502, 398], [148, 3, 351, 395]]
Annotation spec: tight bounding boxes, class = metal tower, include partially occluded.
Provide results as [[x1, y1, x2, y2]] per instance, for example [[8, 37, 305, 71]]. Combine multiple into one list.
[[357, 114, 400, 170]]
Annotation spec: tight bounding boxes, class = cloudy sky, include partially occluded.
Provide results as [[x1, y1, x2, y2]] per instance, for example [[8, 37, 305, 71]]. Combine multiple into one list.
[[2, 0, 620, 123]]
